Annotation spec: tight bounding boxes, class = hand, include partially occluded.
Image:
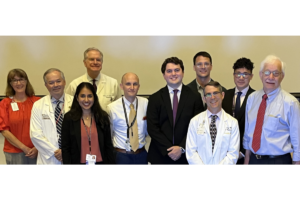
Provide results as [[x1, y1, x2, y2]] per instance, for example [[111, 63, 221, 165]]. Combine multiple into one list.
[[167, 146, 182, 161], [293, 161, 300, 165], [54, 149, 63, 162], [22, 146, 31, 155], [25, 147, 38, 159]]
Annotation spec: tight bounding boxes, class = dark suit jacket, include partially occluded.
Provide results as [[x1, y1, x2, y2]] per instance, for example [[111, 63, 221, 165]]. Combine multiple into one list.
[[222, 86, 255, 154], [187, 78, 227, 110], [147, 84, 203, 164], [61, 112, 115, 164]]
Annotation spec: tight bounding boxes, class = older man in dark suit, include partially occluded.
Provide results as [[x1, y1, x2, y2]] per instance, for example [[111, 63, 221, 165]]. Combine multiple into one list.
[[147, 57, 203, 164], [187, 51, 226, 110], [222, 57, 255, 164]]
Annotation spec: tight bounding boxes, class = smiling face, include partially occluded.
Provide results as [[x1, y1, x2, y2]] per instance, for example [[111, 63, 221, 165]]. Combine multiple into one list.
[[259, 60, 284, 94], [193, 56, 212, 79], [163, 63, 184, 88], [234, 67, 253, 91], [203, 85, 224, 114], [77, 87, 94, 113], [10, 75, 27, 95], [44, 71, 66, 100], [120, 73, 140, 102], [83, 50, 103, 76]]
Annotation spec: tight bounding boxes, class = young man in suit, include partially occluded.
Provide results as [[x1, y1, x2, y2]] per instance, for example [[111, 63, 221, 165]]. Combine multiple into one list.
[[186, 81, 240, 165], [187, 51, 226, 110], [147, 57, 203, 164], [222, 57, 255, 164]]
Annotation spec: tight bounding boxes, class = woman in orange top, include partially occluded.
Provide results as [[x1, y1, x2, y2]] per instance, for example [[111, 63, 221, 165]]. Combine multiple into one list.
[[61, 82, 115, 164], [0, 69, 40, 164]]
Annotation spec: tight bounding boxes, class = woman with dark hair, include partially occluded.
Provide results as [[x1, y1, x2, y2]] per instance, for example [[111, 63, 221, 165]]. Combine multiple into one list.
[[0, 69, 40, 164], [61, 82, 115, 164]]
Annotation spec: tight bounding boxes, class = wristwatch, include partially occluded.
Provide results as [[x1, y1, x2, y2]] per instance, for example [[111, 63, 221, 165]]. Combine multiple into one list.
[[180, 147, 185, 154]]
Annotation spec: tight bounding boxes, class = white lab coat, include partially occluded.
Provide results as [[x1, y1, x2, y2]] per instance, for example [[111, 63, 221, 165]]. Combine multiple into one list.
[[186, 109, 240, 165], [65, 73, 121, 112], [30, 94, 73, 164]]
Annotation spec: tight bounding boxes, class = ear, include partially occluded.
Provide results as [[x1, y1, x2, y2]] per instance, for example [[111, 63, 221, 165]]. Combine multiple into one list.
[[221, 91, 225, 100], [120, 83, 124, 91]]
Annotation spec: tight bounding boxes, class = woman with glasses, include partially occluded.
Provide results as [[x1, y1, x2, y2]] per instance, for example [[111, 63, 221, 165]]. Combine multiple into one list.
[[61, 82, 115, 164], [0, 69, 40, 164]]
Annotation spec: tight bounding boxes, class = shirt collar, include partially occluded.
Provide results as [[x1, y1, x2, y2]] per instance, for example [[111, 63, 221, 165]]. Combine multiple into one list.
[[235, 85, 249, 96], [86, 73, 101, 82], [167, 83, 183, 94], [122, 96, 137, 109], [51, 94, 65, 104], [207, 109, 222, 120], [266, 86, 281, 101]]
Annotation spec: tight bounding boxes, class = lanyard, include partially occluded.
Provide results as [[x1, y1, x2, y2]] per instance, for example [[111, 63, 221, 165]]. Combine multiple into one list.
[[82, 116, 92, 153], [122, 97, 138, 139]]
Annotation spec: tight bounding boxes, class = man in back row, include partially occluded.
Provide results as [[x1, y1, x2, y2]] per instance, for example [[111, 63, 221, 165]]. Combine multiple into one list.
[[187, 51, 227, 110], [66, 47, 121, 112]]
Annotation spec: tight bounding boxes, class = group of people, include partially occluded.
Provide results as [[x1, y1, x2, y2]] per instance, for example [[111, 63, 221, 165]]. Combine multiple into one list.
[[0, 47, 299, 165]]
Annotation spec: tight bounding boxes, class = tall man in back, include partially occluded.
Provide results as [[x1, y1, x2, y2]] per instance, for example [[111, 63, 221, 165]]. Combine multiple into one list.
[[66, 47, 121, 112], [187, 51, 226, 110], [222, 57, 255, 164], [147, 57, 203, 164], [243, 55, 300, 164]]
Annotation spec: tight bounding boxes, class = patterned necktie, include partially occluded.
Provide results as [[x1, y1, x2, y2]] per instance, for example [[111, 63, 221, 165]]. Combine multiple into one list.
[[234, 91, 242, 117], [92, 79, 97, 92], [210, 115, 217, 153], [252, 94, 268, 152], [55, 100, 63, 149], [129, 104, 139, 152]]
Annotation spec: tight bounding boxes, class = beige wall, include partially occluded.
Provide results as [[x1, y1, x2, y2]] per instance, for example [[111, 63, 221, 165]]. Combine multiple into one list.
[[0, 36, 299, 96]]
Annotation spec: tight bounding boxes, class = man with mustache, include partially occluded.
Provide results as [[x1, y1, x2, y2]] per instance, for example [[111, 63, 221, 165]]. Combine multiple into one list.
[[243, 55, 300, 164]]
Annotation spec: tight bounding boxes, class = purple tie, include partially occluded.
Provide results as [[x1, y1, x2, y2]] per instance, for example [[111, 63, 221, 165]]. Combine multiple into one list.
[[92, 79, 97, 92], [173, 89, 179, 126]]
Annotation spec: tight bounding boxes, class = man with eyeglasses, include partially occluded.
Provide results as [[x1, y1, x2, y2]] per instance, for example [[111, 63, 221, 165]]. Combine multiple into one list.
[[65, 47, 121, 112], [222, 57, 255, 164], [186, 81, 240, 164], [187, 51, 227, 111], [243, 55, 300, 164]]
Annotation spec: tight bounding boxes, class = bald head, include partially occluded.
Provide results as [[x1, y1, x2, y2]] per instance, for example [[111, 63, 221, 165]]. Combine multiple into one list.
[[120, 72, 140, 103]]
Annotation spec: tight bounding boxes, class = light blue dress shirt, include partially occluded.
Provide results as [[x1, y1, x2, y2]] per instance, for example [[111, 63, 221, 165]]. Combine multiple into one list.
[[243, 87, 300, 161]]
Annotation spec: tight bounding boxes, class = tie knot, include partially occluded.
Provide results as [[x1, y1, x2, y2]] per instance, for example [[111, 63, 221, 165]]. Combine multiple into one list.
[[211, 115, 217, 121], [130, 104, 134, 110], [173, 89, 179, 94], [237, 91, 242, 96], [56, 100, 61, 105], [262, 94, 268, 100]]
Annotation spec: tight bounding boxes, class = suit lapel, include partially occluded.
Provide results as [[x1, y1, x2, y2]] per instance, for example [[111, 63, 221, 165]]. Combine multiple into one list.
[[161, 86, 174, 127], [227, 88, 235, 116], [175, 85, 188, 124], [191, 79, 204, 107], [236, 86, 254, 120], [74, 119, 81, 151]]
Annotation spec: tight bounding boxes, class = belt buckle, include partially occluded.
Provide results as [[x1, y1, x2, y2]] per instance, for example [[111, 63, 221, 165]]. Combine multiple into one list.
[[255, 154, 262, 159]]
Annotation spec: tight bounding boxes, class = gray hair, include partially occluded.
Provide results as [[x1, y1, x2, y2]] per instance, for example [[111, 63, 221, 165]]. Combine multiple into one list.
[[204, 81, 223, 95], [83, 47, 103, 61], [260, 55, 286, 75], [43, 68, 65, 84]]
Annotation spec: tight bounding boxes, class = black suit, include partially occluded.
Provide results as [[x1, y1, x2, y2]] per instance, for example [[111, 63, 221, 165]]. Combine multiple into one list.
[[187, 78, 227, 110], [61, 112, 115, 164], [147, 84, 203, 164], [222, 86, 255, 164]]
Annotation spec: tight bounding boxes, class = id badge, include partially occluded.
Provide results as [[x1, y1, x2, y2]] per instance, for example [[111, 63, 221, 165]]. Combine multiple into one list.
[[11, 102, 19, 111], [125, 139, 131, 151], [86, 154, 96, 165]]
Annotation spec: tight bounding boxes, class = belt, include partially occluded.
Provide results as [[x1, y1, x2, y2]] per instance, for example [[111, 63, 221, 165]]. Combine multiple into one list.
[[252, 153, 287, 160], [114, 146, 145, 154]]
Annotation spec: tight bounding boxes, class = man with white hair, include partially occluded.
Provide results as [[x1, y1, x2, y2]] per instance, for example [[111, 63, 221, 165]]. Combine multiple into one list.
[[66, 47, 121, 112], [243, 55, 300, 164]]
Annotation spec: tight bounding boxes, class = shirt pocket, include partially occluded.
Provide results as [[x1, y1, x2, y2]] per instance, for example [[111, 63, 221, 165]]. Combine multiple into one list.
[[264, 115, 279, 136]]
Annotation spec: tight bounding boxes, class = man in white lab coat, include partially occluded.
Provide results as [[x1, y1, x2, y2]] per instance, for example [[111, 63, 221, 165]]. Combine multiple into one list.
[[30, 68, 73, 164], [186, 81, 240, 165]]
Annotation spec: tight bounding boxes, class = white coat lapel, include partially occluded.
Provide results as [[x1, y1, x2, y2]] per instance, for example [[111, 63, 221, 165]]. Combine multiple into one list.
[[45, 95, 56, 128], [97, 73, 106, 94], [203, 111, 213, 157], [213, 110, 228, 156]]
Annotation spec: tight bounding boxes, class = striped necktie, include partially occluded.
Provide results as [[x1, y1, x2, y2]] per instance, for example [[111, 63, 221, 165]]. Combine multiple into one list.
[[210, 115, 218, 153], [55, 100, 63, 149]]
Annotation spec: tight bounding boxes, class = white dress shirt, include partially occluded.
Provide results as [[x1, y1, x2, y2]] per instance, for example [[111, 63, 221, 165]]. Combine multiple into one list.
[[107, 96, 148, 149], [243, 87, 300, 161], [167, 84, 182, 109]]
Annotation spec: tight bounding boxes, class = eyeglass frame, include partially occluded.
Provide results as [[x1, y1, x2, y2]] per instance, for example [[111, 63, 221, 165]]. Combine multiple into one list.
[[204, 91, 222, 98], [233, 72, 252, 78], [262, 70, 282, 77], [10, 78, 27, 85]]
